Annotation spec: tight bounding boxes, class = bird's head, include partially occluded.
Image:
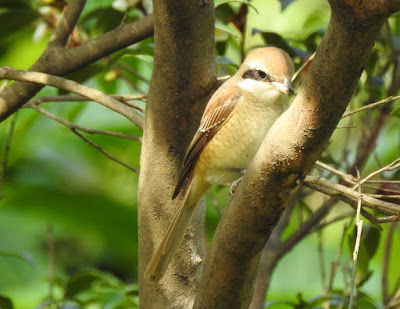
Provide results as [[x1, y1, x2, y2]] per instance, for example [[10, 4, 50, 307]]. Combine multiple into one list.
[[236, 47, 294, 103]]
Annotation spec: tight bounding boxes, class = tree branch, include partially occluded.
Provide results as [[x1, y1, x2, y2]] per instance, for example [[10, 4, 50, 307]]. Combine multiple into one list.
[[48, 0, 86, 47], [342, 95, 400, 118], [26, 94, 146, 113], [0, 9, 154, 122], [0, 67, 144, 129], [70, 129, 139, 174], [305, 176, 400, 217], [27, 102, 141, 142]]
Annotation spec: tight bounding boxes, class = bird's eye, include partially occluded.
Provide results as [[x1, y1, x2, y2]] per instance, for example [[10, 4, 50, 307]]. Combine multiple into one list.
[[256, 70, 267, 80]]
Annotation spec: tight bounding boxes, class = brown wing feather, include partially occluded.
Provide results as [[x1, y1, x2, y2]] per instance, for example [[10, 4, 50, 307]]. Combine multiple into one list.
[[172, 84, 242, 199]]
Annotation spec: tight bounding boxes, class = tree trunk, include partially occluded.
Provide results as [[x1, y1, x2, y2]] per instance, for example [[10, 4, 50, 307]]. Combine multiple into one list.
[[138, 0, 216, 308]]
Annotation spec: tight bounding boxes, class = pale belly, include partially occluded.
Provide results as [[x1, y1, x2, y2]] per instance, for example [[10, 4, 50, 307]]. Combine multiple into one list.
[[198, 103, 284, 186]]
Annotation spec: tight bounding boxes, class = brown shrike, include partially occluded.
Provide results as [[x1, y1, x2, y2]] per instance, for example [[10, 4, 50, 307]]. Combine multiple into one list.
[[145, 47, 294, 279]]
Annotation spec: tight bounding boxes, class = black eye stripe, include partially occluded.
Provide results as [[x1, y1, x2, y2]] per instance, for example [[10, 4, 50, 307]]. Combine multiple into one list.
[[242, 69, 272, 81]]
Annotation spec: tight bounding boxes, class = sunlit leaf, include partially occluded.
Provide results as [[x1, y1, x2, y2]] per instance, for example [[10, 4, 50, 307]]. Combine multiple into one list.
[[215, 22, 239, 38]]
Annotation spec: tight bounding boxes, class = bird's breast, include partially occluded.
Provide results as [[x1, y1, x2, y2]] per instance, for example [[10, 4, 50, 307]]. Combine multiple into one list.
[[198, 98, 287, 186]]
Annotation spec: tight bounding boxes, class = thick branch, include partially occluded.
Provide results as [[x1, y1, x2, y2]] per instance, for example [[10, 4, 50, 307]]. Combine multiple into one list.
[[49, 0, 86, 47], [194, 1, 399, 308], [0, 10, 154, 122]]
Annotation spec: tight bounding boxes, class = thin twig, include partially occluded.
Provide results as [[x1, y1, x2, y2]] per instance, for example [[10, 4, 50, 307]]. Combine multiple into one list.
[[354, 157, 400, 189], [305, 176, 400, 218], [26, 94, 146, 113], [328, 223, 350, 292], [274, 199, 337, 261], [349, 170, 363, 309], [315, 161, 400, 199], [114, 61, 151, 84], [342, 95, 400, 118], [0, 67, 144, 129], [336, 125, 357, 129], [314, 212, 354, 232], [360, 184, 400, 194], [28, 103, 142, 142], [369, 194, 400, 199], [292, 52, 316, 82], [376, 216, 400, 223], [315, 161, 357, 185], [317, 231, 327, 291], [365, 180, 400, 184], [71, 128, 139, 174]]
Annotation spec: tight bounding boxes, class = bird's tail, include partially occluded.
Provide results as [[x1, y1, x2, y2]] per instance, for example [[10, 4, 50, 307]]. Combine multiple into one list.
[[144, 179, 207, 280]]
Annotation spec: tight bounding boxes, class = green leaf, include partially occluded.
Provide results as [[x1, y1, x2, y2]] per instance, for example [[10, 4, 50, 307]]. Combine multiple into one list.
[[215, 0, 258, 13], [357, 291, 379, 309], [64, 270, 106, 298], [363, 226, 380, 259], [123, 54, 154, 64], [307, 294, 344, 307], [391, 105, 400, 118], [96, 72, 118, 95], [0, 9, 38, 39], [0, 295, 13, 309], [255, 30, 296, 58], [91, 8, 125, 37], [215, 22, 239, 38], [102, 292, 124, 308]]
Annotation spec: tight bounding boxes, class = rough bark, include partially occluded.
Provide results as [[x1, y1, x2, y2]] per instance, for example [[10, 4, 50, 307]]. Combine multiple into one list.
[[138, 0, 216, 308], [193, 1, 400, 308]]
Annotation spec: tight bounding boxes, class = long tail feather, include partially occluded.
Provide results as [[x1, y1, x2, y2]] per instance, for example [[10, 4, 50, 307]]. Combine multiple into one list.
[[145, 182, 199, 280]]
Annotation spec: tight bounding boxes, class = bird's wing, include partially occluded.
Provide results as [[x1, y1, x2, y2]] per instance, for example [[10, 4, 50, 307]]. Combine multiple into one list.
[[172, 84, 242, 199]]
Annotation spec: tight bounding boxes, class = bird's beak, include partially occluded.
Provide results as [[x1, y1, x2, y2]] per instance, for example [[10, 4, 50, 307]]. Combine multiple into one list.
[[272, 77, 295, 96]]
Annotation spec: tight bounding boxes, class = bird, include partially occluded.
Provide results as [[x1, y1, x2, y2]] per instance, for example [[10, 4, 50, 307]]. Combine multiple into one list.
[[145, 47, 294, 280]]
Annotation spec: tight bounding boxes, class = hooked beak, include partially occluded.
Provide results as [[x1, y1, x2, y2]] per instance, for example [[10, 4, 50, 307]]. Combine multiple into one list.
[[272, 77, 295, 96]]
